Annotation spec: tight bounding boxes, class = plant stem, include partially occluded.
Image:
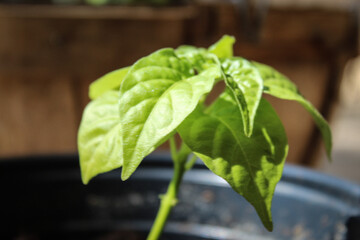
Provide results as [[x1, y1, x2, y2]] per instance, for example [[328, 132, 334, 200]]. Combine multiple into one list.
[[146, 138, 190, 240], [185, 154, 197, 171]]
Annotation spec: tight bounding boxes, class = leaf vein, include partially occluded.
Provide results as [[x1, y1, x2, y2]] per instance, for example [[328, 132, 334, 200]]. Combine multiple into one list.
[[210, 114, 268, 216]]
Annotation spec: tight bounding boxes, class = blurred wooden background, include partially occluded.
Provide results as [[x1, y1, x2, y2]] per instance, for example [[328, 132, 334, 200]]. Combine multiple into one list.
[[0, 0, 358, 166]]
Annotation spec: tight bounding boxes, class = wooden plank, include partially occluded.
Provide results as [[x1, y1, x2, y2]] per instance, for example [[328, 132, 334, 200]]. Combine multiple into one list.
[[269, 0, 357, 11], [0, 69, 78, 157], [0, 4, 197, 20], [0, 17, 188, 73], [260, 9, 356, 49]]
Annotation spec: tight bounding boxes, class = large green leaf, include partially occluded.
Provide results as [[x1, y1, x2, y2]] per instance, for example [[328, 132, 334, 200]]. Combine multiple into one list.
[[221, 58, 263, 137], [119, 48, 219, 180], [89, 67, 130, 100], [78, 90, 123, 184], [253, 62, 332, 159], [208, 35, 236, 58], [178, 93, 288, 231]]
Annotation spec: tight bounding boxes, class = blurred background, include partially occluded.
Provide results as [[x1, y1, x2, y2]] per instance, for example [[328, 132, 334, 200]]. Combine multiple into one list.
[[0, 0, 359, 182]]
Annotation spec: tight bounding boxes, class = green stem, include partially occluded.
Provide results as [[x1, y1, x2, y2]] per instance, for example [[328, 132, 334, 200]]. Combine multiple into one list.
[[169, 136, 178, 162], [146, 138, 190, 240], [185, 154, 197, 171]]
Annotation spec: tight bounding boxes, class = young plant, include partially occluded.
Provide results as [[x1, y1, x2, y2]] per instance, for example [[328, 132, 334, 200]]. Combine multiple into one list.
[[78, 35, 332, 239]]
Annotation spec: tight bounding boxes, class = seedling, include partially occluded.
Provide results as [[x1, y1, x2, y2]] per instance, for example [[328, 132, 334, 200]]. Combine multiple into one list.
[[78, 36, 331, 239]]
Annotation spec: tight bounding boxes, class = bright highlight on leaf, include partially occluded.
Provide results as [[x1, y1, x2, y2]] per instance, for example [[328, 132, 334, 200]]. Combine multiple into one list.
[[78, 35, 332, 234], [222, 58, 263, 137], [209, 35, 236, 58], [118, 49, 219, 180], [78, 90, 123, 184]]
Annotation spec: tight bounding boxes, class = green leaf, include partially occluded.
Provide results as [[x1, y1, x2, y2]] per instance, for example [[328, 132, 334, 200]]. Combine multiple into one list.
[[89, 67, 130, 100], [253, 62, 332, 159], [208, 35, 236, 58], [178, 93, 288, 231], [119, 48, 219, 180], [221, 58, 263, 137], [78, 90, 123, 184], [175, 46, 216, 73]]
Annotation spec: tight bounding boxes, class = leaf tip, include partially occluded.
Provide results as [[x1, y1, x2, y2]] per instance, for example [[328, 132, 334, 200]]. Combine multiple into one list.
[[227, 34, 236, 42], [121, 168, 131, 181], [243, 124, 253, 138], [89, 81, 101, 100], [326, 150, 333, 163], [325, 132, 333, 163], [80, 161, 91, 185], [208, 35, 236, 58], [81, 175, 90, 185], [220, 34, 236, 44], [265, 221, 274, 232], [121, 176, 129, 181]]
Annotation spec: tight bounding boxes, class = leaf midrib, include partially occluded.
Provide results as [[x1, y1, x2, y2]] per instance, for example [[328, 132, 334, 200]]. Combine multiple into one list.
[[122, 65, 187, 93], [210, 113, 269, 220], [124, 74, 195, 173]]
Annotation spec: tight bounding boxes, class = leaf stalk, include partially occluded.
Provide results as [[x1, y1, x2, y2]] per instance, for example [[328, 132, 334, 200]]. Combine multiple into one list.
[[146, 137, 190, 240]]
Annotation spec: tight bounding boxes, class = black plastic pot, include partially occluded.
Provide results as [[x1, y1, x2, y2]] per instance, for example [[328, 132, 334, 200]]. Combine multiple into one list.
[[0, 154, 359, 240]]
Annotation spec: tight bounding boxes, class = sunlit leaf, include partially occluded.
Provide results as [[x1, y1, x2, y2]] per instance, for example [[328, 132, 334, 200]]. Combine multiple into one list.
[[119, 48, 219, 180], [78, 91, 123, 184], [209, 35, 236, 58], [222, 58, 263, 137], [179, 93, 288, 231]]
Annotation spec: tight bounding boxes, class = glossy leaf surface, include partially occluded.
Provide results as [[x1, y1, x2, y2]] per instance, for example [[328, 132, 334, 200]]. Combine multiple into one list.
[[119, 48, 219, 180], [78, 36, 332, 234], [78, 90, 123, 184], [222, 58, 263, 137], [178, 93, 288, 231]]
